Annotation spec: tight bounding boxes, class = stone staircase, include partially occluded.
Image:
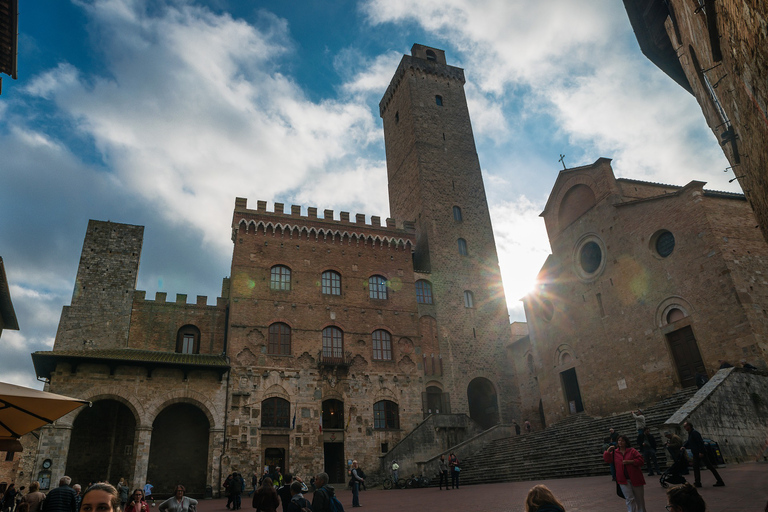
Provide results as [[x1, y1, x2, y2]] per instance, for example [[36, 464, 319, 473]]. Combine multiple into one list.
[[455, 388, 697, 486]]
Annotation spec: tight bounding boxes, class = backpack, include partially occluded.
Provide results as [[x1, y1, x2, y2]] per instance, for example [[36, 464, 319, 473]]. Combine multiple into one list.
[[290, 496, 312, 512], [318, 488, 344, 512]]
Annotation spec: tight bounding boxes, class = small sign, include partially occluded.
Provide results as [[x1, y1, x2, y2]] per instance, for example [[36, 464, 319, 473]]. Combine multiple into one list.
[[617, 378, 627, 390]]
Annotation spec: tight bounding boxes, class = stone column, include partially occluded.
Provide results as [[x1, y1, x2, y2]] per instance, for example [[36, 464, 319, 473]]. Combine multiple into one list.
[[131, 426, 153, 491], [208, 428, 225, 498], [35, 424, 73, 490]]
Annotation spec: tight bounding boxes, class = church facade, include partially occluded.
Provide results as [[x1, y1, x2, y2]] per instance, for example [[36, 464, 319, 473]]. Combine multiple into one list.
[[521, 158, 768, 427], [27, 44, 520, 495]]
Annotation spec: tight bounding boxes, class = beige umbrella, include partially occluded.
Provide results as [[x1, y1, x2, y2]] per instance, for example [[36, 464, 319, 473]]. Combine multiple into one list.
[[0, 381, 90, 451]]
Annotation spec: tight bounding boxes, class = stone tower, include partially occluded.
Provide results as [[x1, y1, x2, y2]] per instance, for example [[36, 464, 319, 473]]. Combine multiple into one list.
[[379, 44, 520, 427], [54, 219, 144, 350]]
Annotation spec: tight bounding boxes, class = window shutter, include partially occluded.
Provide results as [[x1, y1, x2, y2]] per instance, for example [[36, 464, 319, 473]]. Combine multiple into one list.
[[421, 391, 428, 419]]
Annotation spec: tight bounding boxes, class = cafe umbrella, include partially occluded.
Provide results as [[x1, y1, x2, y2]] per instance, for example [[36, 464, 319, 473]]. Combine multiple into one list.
[[0, 381, 90, 451]]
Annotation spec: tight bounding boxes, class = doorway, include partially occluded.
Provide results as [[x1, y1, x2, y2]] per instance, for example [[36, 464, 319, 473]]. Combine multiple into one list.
[[323, 442, 345, 484], [666, 326, 707, 387], [466, 378, 499, 429], [560, 368, 584, 413], [264, 448, 285, 476]]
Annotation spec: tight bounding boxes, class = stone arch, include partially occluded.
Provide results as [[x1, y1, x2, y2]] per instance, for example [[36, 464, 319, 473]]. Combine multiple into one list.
[[554, 344, 577, 368], [66, 397, 137, 488], [373, 386, 398, 403], [147, 401, 211, 496], [263, 384, 290, 400], [467, 377, 499, 429], [656, 296, 694, 328], [552, 174, 599, 231], [558, 184, 596, 229], [65, 389, 143, 427], [145, 391, 220, 430]]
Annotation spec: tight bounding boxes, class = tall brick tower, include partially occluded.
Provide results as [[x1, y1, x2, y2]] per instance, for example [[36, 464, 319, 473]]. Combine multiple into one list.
[[54, 220, 144, 350], [379, 44, 520, 427]]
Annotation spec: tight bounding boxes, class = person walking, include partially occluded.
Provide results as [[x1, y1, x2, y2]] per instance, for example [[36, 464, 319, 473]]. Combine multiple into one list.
[[682, 421, 725, 488], [41, 478, 77, 512], [448, 452, 460, 489], [640, 428, 661, 476], [349, 460, 364, 508], [117, 480, 130, 511], [390, 461, 399, 483], [2, 485, 18, 512], [158, 486, 197, 512], [438, 455, 449, 490], [604, 435, 646, 512]]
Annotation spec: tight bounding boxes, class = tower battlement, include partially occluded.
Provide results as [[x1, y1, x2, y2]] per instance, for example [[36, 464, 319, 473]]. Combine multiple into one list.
[[232, 197, 416, 248], [379, 44, 465, 116]]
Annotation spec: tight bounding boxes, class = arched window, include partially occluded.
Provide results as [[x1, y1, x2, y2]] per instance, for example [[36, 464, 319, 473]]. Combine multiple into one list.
[[453, 206, 463, 222], [426, 49, 437, 61], [415, 280, 433, 304], [322, 399, 344, 430], [373, 400, 399, 429], [322, 326, 343, 359], [268, 323, 291, 355], [261, 397, 290, 428], [435, 95, 443, 106], [176, 325, 200, 354], [458, 238, 468, 256], [463, 290, 474, 308], [321, 270, 341, 295], [372, 330, 392, 361], [368, 275, 388, 300], [270, 265, 291, 291]]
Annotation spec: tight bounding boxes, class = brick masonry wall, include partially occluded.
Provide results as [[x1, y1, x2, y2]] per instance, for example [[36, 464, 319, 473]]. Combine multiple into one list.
[[225, 201, 424, 481]]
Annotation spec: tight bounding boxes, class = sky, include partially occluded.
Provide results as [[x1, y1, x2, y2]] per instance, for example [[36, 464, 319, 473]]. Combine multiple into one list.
[[0, 0, 738, 389]]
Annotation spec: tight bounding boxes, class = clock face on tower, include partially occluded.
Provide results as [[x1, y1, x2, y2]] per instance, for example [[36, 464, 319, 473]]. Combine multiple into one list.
[[42, 459, 52, 469]]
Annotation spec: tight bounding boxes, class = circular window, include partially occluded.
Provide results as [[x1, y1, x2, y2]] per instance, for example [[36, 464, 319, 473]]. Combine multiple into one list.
[[655, 230, 675, 257], [580, 241, 602, 274], [573, 235, 606, 281]]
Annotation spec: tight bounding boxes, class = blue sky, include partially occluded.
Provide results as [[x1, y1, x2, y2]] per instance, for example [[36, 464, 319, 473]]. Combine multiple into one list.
[[1, 0, 736, 388]]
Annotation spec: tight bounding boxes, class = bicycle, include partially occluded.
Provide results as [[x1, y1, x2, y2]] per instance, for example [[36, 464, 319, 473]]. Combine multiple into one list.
[[382, 475, 407, 489], [405, 474, 430, 488]]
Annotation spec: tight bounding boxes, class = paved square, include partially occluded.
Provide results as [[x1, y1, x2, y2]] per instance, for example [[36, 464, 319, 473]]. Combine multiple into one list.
[[197, 462, 767, 512]]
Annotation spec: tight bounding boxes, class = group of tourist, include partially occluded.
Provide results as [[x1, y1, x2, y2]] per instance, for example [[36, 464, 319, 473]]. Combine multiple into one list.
[[602, 414, 726, 512]]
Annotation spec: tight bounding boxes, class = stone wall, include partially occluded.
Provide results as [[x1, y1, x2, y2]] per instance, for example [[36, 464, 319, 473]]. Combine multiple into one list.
[[665, 367, 768, 463], [377, 413, 484, 480]]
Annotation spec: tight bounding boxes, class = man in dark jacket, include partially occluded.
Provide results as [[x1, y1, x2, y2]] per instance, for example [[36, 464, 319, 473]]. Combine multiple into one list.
[[310, 473, 334, 512], [682, 421, 725, 487], [640, 427, 661, 476], [230, 472, 243, 510], [41, 477, 77, 512]]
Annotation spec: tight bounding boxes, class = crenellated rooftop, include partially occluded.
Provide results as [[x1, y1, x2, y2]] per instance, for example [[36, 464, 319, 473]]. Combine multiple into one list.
[[231, 197, 416, 249]]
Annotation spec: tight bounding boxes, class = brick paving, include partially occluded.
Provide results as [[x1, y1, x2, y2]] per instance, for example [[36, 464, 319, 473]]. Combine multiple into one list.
[[195, 462, 767, 512]]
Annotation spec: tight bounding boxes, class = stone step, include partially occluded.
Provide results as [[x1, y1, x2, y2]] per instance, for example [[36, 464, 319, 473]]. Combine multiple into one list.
[[454, 388, 695, 486]]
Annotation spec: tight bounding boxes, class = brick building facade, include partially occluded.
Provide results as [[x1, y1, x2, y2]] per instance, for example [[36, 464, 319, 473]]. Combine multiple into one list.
[[521, 158, 768, 426], [623, 0, 768, 242], [22, 45, 520, 495]]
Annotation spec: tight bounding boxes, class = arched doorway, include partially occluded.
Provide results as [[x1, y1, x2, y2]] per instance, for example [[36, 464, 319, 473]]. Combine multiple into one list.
[[147, 403, 209, 497], [467, 378, 499, 429], [66, 399, 136, 486]]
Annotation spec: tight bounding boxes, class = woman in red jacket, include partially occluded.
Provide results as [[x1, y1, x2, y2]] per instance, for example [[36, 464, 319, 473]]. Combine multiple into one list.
[[604, 435, 646, 512]]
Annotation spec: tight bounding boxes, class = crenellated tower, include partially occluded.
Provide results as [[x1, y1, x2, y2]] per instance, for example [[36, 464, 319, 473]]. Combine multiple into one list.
[[380, 44, 520, 427]]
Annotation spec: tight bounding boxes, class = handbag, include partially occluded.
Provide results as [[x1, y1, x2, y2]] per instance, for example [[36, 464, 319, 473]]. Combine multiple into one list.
[[616, 481, 625, 499]]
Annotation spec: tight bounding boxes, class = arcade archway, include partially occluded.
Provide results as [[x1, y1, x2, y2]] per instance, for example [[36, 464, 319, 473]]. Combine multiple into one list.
[[467, 377, 499, 429], [147, 403, 209, 497], [66, 399, 136, 485]]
